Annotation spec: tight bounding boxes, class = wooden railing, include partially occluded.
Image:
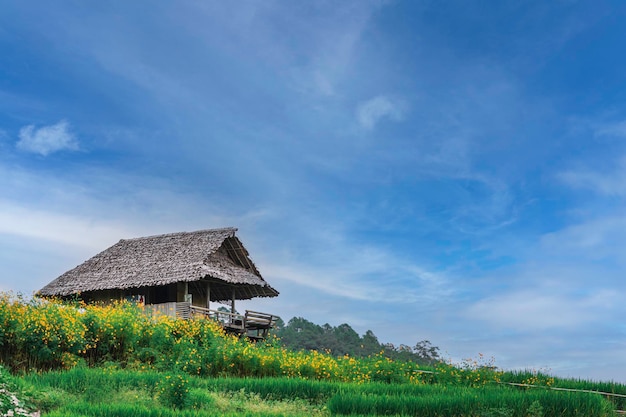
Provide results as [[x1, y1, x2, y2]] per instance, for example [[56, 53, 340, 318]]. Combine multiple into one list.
[[188, 305, 245, 331], [242, 310, 280, 340], [188, 305, 279, 339], [145, 302, 278, 340]]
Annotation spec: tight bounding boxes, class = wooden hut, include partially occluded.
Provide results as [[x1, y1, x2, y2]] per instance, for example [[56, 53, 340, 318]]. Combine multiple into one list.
[[38, 227, 279, 339]]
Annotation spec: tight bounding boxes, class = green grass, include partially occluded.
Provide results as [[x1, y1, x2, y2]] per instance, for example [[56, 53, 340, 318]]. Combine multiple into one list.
[[328, 386, 614, 417], [10, 367, 617, 417], [0, 297, 622, 416], [18, 367, 329, 416], [499, 369, 626, 410]]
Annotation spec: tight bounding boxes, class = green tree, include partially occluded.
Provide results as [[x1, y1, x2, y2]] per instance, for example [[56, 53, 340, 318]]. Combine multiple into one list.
[[272, 316, 442, 364], [277, 317, 324, 351], [333, 324, 361, 356], [360, 330, 381, 356], [413, 340, 440, 365]]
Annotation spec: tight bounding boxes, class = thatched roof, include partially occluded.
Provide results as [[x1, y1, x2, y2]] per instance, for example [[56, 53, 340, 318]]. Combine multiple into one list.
[[38, 227, 278, 301]]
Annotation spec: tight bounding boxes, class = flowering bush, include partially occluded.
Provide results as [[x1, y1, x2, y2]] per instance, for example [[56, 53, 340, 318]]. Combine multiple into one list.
[[157, 373, 189, 409], [0, 293, 477, 386]]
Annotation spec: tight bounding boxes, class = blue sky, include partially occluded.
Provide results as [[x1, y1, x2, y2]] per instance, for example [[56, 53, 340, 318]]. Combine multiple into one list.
[[2, 0, 626, 381]]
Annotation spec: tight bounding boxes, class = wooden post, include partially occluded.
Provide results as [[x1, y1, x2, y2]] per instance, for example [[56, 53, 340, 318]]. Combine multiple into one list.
[[231, 287, 236, 314], [206, 282, 211, 310], [182, 282, 192, 304]]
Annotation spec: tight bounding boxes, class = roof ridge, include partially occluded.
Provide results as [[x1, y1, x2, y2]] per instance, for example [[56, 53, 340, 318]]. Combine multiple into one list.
[[119, 227, 237, 242]]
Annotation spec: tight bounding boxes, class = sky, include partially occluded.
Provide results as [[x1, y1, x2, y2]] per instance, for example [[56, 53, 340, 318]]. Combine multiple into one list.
[[1, 0, 626, 381]]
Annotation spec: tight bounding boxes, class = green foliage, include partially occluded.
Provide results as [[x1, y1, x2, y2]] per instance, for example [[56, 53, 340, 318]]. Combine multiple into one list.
[[0, 294, 622, 417], [157, 373, 189, 409], [273, 316, 441, 364], [500, 369, 626, 410], [15, 366, 619, 417], [527, 400, 544, 417], [481, 407, 514, 417], [432, 354, 503, 386], [328, 387, 613, 417], [0, 294, 444, 384], [23, 368, 326, 416], [0, 365, 37, 416], [413, 340, 441, 365], [186, 388, 215, 410], [30, 387, 71, 413], [82, 300, 147, 365], [0, 294, 87, 370]]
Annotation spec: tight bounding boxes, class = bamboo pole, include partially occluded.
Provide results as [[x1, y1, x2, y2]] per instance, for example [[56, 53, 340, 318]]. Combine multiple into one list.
[[206, 282, 211, 310]]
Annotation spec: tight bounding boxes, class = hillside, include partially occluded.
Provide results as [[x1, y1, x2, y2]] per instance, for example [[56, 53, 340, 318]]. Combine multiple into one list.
[[0, 294, 624, 416], [271, 316, 441, 364]]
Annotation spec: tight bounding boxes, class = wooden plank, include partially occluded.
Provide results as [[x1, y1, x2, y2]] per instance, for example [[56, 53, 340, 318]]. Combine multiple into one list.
[[171, 304, 280, 339], [176, 301, 191, 319], [145, 302, 177, 318], [224, 238, 249, 269], [244, 310, 278, 331]]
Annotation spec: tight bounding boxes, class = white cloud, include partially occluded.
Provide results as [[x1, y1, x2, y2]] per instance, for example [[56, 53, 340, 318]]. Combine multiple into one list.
[[17, 120, 78, 156], [263, 245, 451, 305], [538, 215, 626, 268], [356, 96, 406, 130], [0, 200, 141, 251], [558, 158, 626, 196], [466, 288, 619, 331], [281, 2, 383, 97]]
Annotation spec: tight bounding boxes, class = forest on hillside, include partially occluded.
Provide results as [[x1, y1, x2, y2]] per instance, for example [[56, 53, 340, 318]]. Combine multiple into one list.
[[270, 316, 441, 365]]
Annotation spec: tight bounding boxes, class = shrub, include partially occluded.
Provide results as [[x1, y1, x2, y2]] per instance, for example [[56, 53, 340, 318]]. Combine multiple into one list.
[[157, 373, 189, 409], [186, 388, 215, 410]]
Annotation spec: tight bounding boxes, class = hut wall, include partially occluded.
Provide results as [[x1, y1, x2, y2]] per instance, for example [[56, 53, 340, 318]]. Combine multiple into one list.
[[79, 284, 179, 305], [176, 282, 209, 307], [176, 282, 188, 303], [150, 283, 177, 304], [188, 281, 208, 308], [82, 289, 121, 303], [145, 302, 177, 318]]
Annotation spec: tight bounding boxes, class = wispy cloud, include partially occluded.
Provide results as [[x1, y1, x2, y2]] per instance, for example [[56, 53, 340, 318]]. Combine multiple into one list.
[[466, 288, 618, 331], [558, 121, 626, 196], [558, 156, 626, 197], [594, 120, 626, 138], [539, 215, 626, 268], [258, 221, 453, 305], [0, 200, 141, 251], [356, 95, 407, 130], [16, 120, 78, 156], [266, 255, 450, 304], [278, 2, 385, 97]]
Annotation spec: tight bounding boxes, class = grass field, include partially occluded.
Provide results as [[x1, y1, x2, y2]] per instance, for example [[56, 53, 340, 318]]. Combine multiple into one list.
[[2, 367, 618, 417], [0, 294, 624, 416]]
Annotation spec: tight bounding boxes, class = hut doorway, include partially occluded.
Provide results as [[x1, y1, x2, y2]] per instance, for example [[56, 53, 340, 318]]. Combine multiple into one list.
[[153, 285, 170, 304]]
